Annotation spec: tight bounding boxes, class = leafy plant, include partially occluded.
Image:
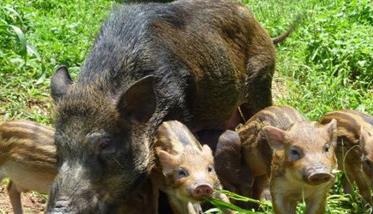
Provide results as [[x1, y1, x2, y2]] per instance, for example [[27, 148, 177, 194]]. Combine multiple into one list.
[[304, 0, 373, 89]]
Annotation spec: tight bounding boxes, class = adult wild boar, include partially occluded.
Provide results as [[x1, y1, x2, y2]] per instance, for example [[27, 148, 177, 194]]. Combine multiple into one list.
[[47, 0, 276, 212]]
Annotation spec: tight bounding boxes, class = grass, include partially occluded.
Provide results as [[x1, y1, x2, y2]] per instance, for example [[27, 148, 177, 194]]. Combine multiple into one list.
[[0, 0, 372, 213], [0, 0, 115, 123], [243, 0, 372, 120]]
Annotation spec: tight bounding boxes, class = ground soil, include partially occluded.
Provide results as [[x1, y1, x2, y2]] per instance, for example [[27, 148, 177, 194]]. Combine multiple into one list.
[[0, 184, 47, 214], [272, 71, 289, 102]]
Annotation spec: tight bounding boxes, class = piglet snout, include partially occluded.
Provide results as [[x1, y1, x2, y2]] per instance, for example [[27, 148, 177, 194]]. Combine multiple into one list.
[[305, 166, 334, 185], [308, 172, 333, 185], [192, 184, 213, 199]]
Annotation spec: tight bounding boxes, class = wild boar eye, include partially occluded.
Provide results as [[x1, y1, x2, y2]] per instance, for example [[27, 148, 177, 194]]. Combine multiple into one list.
[[288, 147, 302, 161], [99, 139, 110, 150], [176, 168, 189, 179], [323, 144, 330, 153], [97, 137, 116, 156]]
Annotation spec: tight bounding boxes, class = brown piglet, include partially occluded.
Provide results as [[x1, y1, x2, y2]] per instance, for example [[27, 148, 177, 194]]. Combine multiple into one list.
[[222, 106, 338, 214], [320, 110, 373, 204], [214, 130, 254, 209], [152, 120, 230, 214], [0, 120, 56, 214]]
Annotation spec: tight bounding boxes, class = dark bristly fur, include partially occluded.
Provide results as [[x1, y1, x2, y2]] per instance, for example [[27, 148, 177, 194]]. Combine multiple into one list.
[[48, 0, 278, 212], [320, 110, 373, 204]]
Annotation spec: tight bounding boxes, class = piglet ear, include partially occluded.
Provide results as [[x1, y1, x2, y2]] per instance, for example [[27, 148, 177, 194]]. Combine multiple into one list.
[[156, 148, 178, 175], [325, 119, 338, 146], [50, 65, 73, 102], [324, 119, 337, 142], [262, 126, 287, 150], [117, 76, 156, 125], [201, 144, 213, 160]]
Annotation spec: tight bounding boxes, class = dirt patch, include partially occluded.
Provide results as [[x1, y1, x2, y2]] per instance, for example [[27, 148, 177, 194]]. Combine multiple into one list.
[[26, 98, 53, 119], [0, 184, 47, 214], [272, 71, 289, 103]]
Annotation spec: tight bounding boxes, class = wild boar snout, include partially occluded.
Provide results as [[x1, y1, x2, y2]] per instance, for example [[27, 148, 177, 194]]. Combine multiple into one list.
[[49, 197, 72, 214]]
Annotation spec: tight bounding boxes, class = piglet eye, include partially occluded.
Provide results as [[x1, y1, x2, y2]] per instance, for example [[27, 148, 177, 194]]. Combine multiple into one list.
[[288, 147, 302, 161], [176, 168, 189, 179], [207, 165, 214, 173], [323, 144, 330, 153]]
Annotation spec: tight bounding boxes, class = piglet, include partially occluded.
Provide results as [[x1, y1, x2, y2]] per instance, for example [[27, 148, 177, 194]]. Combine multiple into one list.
[[225, 106, 338, 214], [0, 120, 56, 214], [321, 110, 373, 204], [152, 120, 230, 214]]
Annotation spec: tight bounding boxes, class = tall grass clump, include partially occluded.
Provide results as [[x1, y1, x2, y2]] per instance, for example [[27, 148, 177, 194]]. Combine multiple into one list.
[[253, 0, 373, 120], [0, 0, 114, 123], [304, 0, 373, 89]]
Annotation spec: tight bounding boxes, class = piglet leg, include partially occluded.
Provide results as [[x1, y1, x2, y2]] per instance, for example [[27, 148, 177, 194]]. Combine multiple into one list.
[[7, 181, 23, 214]]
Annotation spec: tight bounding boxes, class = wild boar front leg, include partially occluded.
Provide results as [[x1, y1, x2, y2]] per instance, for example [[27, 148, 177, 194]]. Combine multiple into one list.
[[7, 181, 23, 214]]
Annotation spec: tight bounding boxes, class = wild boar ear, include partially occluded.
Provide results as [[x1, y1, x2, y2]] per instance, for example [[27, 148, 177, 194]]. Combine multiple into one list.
[[325, 119, 337, 141], [262, 126, 287, 150], [117, 76, 156, 124], [156, 148, 178, 174], [51, 65, 73, 102]]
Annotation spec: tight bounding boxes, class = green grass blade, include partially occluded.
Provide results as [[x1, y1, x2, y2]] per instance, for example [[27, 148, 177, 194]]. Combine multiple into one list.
[[9, 24, 27, 61]]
